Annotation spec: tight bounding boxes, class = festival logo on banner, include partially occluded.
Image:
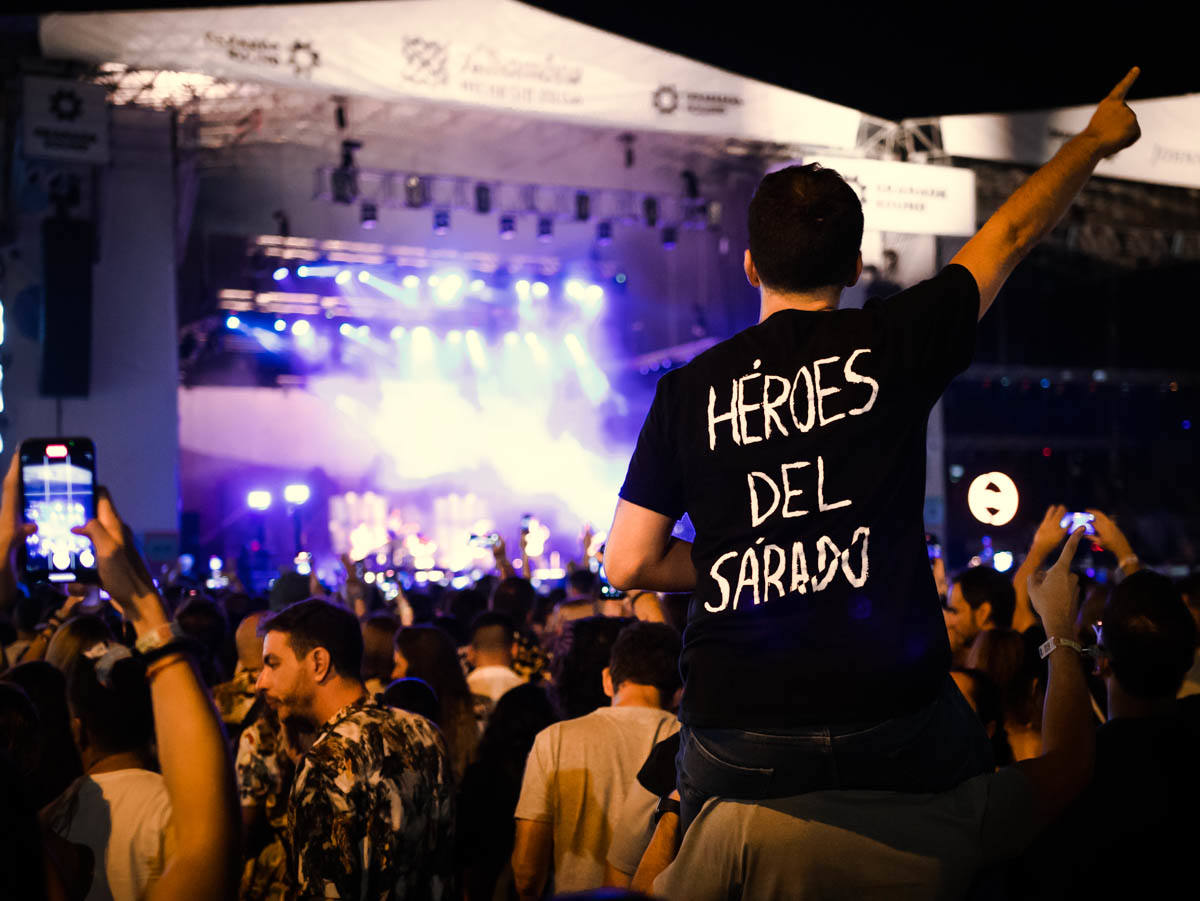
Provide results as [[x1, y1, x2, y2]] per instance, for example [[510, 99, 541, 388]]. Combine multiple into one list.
[[23, 76, 109, 164], [203, 32, 321, 79], [652, 84, 743, 116], [457, 44, 584, 107], [400, 36, 449, 86]]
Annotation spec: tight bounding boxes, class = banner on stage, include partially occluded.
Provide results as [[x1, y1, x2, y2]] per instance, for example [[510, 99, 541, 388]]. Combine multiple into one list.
[[771, 155, 977, 237], [934, 93, 1200, 190], [40, 0, 872, 152], [23, 76, 110, 164]]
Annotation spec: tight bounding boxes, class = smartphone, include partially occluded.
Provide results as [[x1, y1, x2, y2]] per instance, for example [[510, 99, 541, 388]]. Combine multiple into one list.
[[1059, 511, 1097, 536], [520, 514, 533, 534], [469, 532, 500, 549], [19, 437, 98, 584]]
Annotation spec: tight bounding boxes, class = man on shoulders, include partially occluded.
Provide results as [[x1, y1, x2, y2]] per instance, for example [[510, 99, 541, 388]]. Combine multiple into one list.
[[256, 598, 454, 900], [606, 69, 1142, 830]]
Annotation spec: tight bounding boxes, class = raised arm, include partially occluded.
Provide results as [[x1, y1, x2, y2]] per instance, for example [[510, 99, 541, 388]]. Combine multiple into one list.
[[1017, 527, 1095, 826], [0, 456, 37, 617], [76, 493, 239, 901], [605, 499, 696, 593], [952, 68, 1142, 319], [1012, 505, 1068, 633]]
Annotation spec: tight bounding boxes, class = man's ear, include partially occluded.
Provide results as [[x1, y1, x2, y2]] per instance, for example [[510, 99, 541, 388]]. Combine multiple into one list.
[[602, 666, 614, 699], [977, 602, 993, 628], [744, 250, 761, 288], [464, 645, 477, 668], [848, 251, 863, 287], [70, 715, 87, 751], [310, 646, 333, 683]]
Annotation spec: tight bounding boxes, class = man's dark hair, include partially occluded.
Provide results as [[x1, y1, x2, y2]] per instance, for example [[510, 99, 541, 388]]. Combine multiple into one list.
[[552, 616, 631, 719], [492, 577, 536, 624], [955, 566, 1017, 629], [260, 598, 364, 681], [176, 596, 231, 685], [608, 621, 681, 705], [567, 569, 598, 599], [67, 653, 153, 753], [470, 611, 516, 652], [747, 163, 864, 293], [1101, 571, 1197, 699]]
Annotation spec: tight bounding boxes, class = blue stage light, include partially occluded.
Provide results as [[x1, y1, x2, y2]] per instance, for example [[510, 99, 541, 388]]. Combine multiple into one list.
[[335, 270, 352, 286], [226, 315, 241, 329], [291, 319, 312, 337], [273, 319, 287, 332], [272, 267, 289, 281]]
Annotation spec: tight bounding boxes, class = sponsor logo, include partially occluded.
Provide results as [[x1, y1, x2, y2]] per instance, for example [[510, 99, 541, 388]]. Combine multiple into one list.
[[1152, 144, 1200, 167], [204, 32, 321, 79], [288, 41, 320, 78], [49, 89, 83, 122], [460, 45, 582, 85], [401, 36, 449, 86], [653, 84, 742, 116], [653, 84, 679, 114]]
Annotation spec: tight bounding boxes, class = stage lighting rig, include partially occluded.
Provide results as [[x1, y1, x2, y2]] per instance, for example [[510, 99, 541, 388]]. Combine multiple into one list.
[[575, 191, 590, 221], [331, 140, 362, 204], [596, 220, 613, 246], [475, 182, 492, 214], [360, 201, 378, 229], [404, 175, 430, 208], [434, 209, 451, 235], [499, 214, 516, 239], [537, 216, 554, 242]]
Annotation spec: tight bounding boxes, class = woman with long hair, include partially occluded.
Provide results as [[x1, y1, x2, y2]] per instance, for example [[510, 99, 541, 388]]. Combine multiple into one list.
[[394, 625, 478, 782]]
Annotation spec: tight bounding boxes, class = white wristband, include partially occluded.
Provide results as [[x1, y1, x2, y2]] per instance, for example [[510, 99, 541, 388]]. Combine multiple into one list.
[[1039, 636, 1084, 660]]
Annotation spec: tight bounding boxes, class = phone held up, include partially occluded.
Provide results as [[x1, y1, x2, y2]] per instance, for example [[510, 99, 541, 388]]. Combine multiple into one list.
[[1059, 511, 1097, 536], [19, 437, 99, 584]]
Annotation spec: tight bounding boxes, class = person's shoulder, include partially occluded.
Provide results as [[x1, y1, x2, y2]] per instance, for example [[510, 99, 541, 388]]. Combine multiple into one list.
[[864, 264, 979, 311]]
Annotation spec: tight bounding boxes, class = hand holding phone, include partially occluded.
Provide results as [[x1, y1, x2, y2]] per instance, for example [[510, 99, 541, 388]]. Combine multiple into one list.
[[1058, 511, 1097, 537], [19, 438, 98, 584]]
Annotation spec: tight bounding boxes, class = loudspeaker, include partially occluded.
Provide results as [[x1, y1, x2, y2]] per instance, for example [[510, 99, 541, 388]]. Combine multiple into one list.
[[40, 217, 95, 396]]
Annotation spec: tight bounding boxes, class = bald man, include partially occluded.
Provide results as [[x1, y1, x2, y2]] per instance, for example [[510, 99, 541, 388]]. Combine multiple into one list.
[[214, 611, 268, 731]]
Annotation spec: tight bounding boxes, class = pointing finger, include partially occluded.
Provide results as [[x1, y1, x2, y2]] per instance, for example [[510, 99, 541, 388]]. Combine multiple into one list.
[[1055, 526, 1087, 568], [1107, 66, 1140, 102]]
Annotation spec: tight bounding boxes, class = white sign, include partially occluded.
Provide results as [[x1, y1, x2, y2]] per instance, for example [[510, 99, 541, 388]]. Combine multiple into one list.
[[23, 76, 110, 164], [936, 93, 1200, 191], [39, 0, 871, 152], [967, 472, 1019, 527], [772, 156, 977, 236]]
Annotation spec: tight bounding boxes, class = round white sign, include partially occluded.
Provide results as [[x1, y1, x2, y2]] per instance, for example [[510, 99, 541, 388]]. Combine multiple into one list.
[[967, 471, 1020, 527]]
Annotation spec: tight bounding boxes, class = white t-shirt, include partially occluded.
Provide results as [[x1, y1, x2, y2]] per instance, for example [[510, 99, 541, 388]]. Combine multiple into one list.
[[655, 766, 1038, 900], [43, 768, 175, 901], [515, 704, 679, 894], [466, 664, 525, 703]]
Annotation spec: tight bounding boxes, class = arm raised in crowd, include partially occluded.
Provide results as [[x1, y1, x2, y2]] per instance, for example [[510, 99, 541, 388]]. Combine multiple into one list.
[[952, 68, 1142, 319], [1012, 505, 1068, 633], [75, 493, 240, 901], [1086, 508, 1140, 576], [1017, 527, 1095, 826], [0, 456, 37, 617]]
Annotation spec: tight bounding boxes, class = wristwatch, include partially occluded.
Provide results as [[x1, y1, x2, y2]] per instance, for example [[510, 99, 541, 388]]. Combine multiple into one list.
[[1038, 636, 1084, 660]]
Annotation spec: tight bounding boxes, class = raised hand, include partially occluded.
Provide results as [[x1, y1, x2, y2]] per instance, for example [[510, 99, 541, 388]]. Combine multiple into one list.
[[1031, 504, 1069, 555], [1028, 527, 1086, 638], [1085, 508, 1135, 560], [0, 456, 37, 570], [1083, 67, 1142, 158], [72, 489, 166, 631]]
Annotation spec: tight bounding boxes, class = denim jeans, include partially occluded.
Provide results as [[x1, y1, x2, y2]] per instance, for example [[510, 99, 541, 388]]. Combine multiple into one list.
[[676, 675, 995, 834]]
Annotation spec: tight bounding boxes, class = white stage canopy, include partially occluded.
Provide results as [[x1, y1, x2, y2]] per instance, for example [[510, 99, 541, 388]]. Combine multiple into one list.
[[40, 0, 875, 153], [930, 93, 1200, 190]]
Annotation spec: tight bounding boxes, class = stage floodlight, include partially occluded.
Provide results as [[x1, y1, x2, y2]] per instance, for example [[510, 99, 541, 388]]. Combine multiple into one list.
[[475, 182, 492, 214], [273, 319, 287, 332], [532, 281, 549, 299], [284, 484, 311, 505], [360, 201, 378, 229], [404, 175, 429, 208], [272, 266, 289, 281], [226, 315, 241, 329], [247, 490, 272, 511], [390, 326, 406, 341], [596, 221, 613, 246], [499, 214, 516, 239], [993, 550, 1014, 573], [403, 274, 420, 289], [434, 209, 451, 235], [515, 279, 531, 299], [470, 278, 486, 293], [357, 270, 371, 283], [331, 140, 361, 204], [643, 196, 659, 227], [291, 319, 312, 337], [335, 269, 352, 286]]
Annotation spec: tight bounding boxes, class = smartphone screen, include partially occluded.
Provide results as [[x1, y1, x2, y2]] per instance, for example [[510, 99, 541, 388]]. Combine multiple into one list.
[[20, 438, 97, 584], [1059, 511, 1097, 536]]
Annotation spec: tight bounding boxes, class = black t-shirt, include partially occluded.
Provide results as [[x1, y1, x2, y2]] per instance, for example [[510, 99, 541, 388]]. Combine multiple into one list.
[[619, 265, 979, 728]]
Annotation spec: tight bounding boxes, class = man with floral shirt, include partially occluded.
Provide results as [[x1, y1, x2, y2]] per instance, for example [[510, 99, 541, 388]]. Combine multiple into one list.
[[257, 598, 454, 900]]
